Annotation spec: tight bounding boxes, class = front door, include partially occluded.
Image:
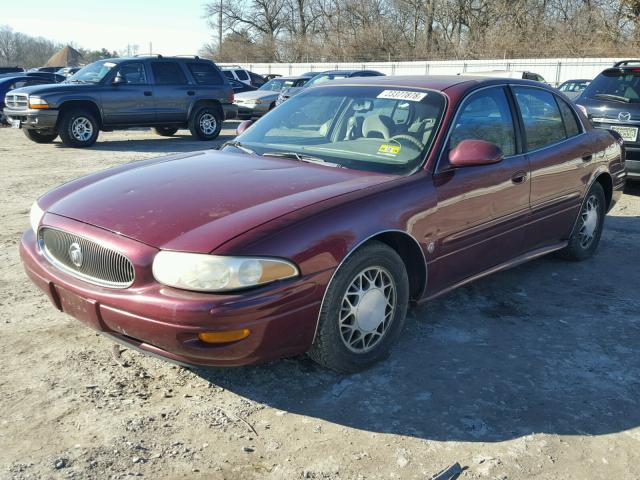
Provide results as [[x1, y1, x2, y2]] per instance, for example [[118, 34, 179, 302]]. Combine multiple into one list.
[[425, 86, 531, 295], [101, 61, 156, 125]]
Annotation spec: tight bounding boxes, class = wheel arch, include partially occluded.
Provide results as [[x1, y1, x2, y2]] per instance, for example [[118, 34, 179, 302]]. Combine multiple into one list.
[[188, 99, 223, 120], [57, 100, 103, 128], [313, 229, 427, 343], [594, 171, 613, 211]]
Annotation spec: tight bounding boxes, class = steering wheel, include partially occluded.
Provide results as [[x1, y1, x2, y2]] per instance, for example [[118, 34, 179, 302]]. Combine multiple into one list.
[[390, 134, 424, 150]]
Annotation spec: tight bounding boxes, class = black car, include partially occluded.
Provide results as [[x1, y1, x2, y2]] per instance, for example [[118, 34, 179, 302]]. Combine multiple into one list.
[[276, 69, 384, 105], [576, 60, 640, 180], [3, 55, 235, 147], [228, 78, 257, 94], [0, 67, 24, 74], [0, 75, 53, 123]]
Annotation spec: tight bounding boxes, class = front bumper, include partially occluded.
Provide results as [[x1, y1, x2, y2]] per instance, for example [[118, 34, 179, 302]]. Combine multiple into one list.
[[624, 147, 640, 179], [234, 103, 270, 119], [3, 107, 58, 130], [20, 217, 331, 367]]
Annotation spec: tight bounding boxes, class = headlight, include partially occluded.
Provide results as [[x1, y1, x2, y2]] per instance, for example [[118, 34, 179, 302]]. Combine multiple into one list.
[[29, 201, 45, 234], [28, 97, 49, 109], [152, 251, 299, 292]]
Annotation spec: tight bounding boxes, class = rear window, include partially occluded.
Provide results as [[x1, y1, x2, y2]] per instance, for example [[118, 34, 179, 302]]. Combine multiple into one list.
[[235, 69, 250, 81], [151, 62, 187, 85], [583, 69, 640, 102], [187, 62, 223, 85]]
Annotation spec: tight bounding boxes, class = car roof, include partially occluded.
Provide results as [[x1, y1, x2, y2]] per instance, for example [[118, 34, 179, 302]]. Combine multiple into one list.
[[274, 75, 312, 81], [314, 74, 549, 92]]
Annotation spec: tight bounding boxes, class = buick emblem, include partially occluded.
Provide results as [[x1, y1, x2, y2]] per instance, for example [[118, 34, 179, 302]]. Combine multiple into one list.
[[68, 242, 83, 268], [618, 111, 631, 122]]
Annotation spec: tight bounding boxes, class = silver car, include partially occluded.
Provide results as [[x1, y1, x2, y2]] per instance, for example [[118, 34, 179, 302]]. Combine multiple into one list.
[[234, 76, 311, 119]]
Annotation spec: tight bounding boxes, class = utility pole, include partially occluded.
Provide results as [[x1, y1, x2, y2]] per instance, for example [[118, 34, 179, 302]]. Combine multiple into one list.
[[218, 0, 223, 55]]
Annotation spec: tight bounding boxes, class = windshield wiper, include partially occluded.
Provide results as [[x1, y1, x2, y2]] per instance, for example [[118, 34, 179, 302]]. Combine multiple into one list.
[[221, 140, 256, 155], [262, 151, 344, 168], [594, 93, 631, 103]]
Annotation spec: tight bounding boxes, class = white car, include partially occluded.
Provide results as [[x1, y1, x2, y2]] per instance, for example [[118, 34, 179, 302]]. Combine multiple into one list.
[[221, 66, 252, 85]]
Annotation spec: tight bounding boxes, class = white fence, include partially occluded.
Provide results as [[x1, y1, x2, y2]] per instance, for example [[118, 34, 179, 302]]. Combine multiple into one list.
[[223, 57, 626, 86]]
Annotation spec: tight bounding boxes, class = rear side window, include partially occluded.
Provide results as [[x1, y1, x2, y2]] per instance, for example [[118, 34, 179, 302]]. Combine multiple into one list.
[[450, 87, 516, 156], [151, 62, 187, 85], [235, 69, 249, 81], [556, 97, 581, 137], [513, 87, 565, 150], [187, 62, 223, 85]]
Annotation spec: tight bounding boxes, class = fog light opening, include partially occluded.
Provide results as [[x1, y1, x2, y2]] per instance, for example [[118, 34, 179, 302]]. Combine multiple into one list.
[[198, 329, 250, 344]]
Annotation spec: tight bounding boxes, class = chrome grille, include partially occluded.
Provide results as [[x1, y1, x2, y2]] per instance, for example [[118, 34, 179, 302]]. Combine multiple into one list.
[[4, 93, 28, 110], [39, 227, 135, 288]]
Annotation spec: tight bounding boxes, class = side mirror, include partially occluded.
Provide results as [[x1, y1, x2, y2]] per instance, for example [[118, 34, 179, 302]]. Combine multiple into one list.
[[112, 74, 126, 85], [449, 139, 504, 167], [236, 120, 253, 135]]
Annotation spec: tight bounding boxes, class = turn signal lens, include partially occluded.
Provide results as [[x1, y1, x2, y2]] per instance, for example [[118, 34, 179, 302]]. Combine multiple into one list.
[[29, 97, 49, 109], [198, 329, 250, 344]]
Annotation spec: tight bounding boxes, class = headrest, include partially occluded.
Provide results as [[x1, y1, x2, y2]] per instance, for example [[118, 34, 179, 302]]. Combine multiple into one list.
[[362, 115, 394, 139]]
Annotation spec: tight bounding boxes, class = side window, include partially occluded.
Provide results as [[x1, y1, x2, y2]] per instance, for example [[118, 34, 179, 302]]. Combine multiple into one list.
[[117, 62, 147, 84], [222, 70, 233, 79], [514, 87, 566, 150], [151, 62, 187, 85], [187, 62, 223, 85], [450, 87, 516, 156], [235, 70, 249, 81], [556, 96, 581, 138]]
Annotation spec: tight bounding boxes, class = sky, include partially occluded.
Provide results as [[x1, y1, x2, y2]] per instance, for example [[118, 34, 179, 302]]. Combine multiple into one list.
[[2, 0, 215, 55]]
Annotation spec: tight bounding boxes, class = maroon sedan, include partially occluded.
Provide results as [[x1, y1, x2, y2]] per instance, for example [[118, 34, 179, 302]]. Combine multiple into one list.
[[21, 76, 626, 372]]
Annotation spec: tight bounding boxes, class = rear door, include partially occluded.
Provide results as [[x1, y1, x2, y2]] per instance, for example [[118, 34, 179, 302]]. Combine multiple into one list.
[[100, 61, 156, 125], [150, 61, 192, 123], [511, 86, 591, 250]]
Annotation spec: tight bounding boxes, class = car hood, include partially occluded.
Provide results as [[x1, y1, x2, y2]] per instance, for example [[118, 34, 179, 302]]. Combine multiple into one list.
[[235, 90, 278, 101], [46, 150, 394, 253], [11, 83, 94, 96]]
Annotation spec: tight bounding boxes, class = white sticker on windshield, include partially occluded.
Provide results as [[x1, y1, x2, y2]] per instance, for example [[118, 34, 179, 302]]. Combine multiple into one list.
[[377, 90, 427, 102], [104, 62, 117, 68]]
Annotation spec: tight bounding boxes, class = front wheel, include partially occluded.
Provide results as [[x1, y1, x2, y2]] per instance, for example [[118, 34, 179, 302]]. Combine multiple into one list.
[[560, 182, 606, 261], [308, 241, 409, 372], [58, 109, 99, 148], [188, 106, 222, 140], [23, 129, 58, 143]]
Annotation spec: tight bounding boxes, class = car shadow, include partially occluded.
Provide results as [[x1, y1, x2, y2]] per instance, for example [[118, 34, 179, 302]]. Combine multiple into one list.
[[624, 181, 640, 196], [190, 214, 640, 443]]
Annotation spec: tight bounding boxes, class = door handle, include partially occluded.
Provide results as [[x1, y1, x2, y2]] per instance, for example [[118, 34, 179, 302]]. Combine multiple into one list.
[[511, 171, 528, 184], [143, 91, 152, 96], [187, 90, 195, 96], [582, 153, 593, 162]]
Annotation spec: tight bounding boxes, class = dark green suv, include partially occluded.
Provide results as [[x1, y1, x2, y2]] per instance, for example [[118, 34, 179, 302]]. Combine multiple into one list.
[[3, 55, 236, 147]]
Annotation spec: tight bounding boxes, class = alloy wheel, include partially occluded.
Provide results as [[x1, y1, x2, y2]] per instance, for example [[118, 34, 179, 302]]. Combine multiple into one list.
[[578, 194, 599, 249], [71, 117, 93, 142], [199, 113, 217, 136]]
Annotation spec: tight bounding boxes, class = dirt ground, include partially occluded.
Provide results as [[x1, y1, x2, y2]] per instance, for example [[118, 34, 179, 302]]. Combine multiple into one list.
[[1, 124, 639, 480]]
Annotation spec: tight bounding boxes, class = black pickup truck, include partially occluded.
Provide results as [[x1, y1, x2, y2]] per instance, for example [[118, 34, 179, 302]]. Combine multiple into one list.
[[3, 55, 236, 147]]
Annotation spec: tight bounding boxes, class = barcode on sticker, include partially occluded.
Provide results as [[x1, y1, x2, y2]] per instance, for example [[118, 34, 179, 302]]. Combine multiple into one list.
[[377, 90, 428, 101]]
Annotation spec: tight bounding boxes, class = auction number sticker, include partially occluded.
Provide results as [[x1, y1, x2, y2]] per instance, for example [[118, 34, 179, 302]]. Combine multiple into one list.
[[378, 143, 401, 156], [377, 90, 428, 101]]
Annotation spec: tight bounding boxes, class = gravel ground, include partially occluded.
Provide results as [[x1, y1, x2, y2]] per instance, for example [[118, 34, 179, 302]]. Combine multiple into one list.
[[1, 125, 639, 480]]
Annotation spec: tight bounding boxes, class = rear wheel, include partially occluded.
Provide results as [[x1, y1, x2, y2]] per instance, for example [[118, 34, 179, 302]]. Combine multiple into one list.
[[153, 126, 179, 137], [58, 109, 99, 148], [308, 241, 409, 372], [188, 106, 222, 140], [23, 129, 58, 143], [560, 182, 606, 261]]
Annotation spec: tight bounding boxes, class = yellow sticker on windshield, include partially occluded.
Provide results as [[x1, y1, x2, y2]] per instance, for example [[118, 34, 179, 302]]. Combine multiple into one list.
[[378, 144, 400, 155]]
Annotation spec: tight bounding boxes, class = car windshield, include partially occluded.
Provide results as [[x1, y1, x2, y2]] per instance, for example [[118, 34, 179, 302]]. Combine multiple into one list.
[[306, 73, 350, 87], [582, 69, 640, 102], [68, 61, 117, 83], [231, 85, 446, 174], [260, 79, 296, 91]]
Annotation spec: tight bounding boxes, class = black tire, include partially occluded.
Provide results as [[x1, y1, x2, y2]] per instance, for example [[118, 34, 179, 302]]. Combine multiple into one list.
[[153, 126, 179, 137], [58, 108, 99, 148], [188, 106, 223, 140], [308, 241, 409, 373], [560, 182, 606, 261], [23, 129, 58, 143]]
